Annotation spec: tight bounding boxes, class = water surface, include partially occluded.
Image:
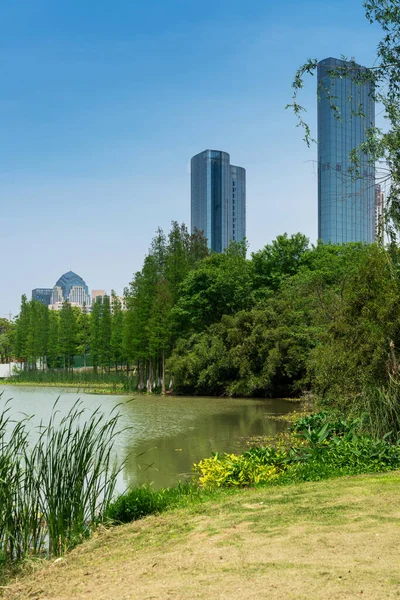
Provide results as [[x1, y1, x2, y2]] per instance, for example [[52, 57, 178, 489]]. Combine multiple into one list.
[[0, 385, 296, 491]]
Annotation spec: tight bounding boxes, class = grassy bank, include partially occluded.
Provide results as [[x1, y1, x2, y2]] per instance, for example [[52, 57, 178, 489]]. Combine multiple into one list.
[[3, 471, 400, 600], [3, 370, 138, 395], [1, 380, 133, 395]]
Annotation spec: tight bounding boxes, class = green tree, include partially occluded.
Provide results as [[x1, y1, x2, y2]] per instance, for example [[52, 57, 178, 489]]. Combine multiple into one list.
[[14, 295, 29, 368], [90, 298, 102, 373], [99, 295, 112, 370], [0, 318, 14, 364], [110, 292, 124, 373], [76, 307, 90, 368], [251, 233, 310, 294], [59, 302, 77, 370], [172, 242, 252, 335], [47, 310, 60, 368]]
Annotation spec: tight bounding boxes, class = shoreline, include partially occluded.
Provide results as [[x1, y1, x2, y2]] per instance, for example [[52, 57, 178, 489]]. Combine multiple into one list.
[[0, 380, 305, 401]]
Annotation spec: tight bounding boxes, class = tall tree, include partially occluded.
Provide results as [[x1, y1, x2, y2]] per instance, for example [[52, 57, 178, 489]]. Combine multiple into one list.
[[59, 301, 77, 370], [90, 298, 102, 373], [0, 318, 14, 364], [110, 292, 124, 373], [76, 307, 90, 368], [99, 295, 112, 370]]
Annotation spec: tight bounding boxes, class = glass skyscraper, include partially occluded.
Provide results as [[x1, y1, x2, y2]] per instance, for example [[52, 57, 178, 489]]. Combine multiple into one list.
[[50, 271, 91, 307], [32, 288, 52, 306], [318, 57, 375, 244], [191, 149, 246, 252]]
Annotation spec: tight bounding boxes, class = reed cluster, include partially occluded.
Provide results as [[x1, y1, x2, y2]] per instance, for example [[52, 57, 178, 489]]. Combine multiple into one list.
[[0, 395, 122, 566]]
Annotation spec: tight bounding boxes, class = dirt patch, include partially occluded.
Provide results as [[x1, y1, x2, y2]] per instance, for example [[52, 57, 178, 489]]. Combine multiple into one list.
[[3, 473, 400, 600]]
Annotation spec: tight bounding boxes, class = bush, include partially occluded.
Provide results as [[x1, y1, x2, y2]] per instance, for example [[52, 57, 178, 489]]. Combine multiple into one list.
[[194, 448, 285, 488], [195, 411, 400, 490], [104, 483, 207, 524]]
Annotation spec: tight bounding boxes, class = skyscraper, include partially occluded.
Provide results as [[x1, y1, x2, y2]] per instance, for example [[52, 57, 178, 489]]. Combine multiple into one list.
[[318, 57, 375, 244], [191, 149, 246, 252], [32, 288, 52, 306], [49, 271, 91, 309], [375, 184, 385, 242]]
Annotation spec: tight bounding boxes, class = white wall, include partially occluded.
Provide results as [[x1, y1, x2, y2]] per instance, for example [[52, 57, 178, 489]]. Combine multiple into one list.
[[0, 363, 22, 378]]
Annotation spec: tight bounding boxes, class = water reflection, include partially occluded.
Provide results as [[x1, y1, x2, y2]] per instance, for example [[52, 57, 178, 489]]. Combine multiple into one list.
[[0, 386, 296, 491]]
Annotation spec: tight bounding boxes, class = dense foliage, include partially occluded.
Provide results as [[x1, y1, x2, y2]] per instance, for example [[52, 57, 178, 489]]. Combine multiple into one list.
[[9, 230, 400, 422]]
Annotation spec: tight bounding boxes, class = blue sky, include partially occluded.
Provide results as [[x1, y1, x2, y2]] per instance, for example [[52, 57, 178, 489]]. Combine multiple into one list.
[[1, 0, 381, 317]]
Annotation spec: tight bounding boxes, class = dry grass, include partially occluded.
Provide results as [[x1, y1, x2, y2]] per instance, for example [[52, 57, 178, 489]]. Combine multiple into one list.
[[3, 472, 400, 599]]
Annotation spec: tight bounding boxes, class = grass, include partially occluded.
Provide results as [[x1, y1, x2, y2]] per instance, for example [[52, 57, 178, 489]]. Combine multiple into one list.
[[5, 370, 138, 394], [3, 472, 400, 599]]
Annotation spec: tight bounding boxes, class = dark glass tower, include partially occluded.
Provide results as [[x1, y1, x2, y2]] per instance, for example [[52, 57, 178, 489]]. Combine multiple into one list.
[[191, 149, 246, 252], [32, 288, 52, 306], [318, 57, 375, 243]]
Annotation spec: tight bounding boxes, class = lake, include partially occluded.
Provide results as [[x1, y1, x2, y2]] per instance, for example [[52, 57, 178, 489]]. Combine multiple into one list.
[[0, 385, 296, 491]]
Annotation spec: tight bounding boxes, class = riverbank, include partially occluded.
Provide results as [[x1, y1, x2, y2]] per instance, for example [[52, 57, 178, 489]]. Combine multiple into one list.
[[3, 471, 400, 599], [0, 380, 131, 395]]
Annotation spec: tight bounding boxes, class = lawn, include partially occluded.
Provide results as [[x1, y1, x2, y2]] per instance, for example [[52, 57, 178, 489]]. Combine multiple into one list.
[[3, 471, 400, 600]]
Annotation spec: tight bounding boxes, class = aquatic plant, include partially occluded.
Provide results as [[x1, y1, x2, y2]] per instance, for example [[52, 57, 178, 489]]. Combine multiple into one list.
[[0, 394, 124, 564]]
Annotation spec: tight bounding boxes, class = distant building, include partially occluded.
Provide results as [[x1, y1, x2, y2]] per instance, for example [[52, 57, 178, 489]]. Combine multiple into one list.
[[91, 290, 106, 304], [32, 288, 52, 306], [49, 271, 91, 310], [191, 149, 246, 252], [318, 57, 375, 244]]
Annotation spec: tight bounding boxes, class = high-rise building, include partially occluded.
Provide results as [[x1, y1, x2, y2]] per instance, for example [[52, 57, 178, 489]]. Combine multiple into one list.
[[32, 288, 52, 306], [49, 271, 91, 310], [318, 57, 375, 244], [91, 290, 106, 304], [375, 184, 385, 242], [191, 149, 246, 252]]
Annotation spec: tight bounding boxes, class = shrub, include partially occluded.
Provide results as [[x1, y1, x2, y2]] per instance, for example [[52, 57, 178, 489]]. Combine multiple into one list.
[[194, 449, 285, 488], [104, 483, 209, 524]]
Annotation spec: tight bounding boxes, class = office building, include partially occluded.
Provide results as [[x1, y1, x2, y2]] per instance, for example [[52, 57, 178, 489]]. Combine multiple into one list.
[[32, 288, 52, 306], [375, 184, 385, 242], [318, 57, 375, 244], [191, 149, 246, 252], [92, 290, 106, 304], [49, 271, 91, 310]]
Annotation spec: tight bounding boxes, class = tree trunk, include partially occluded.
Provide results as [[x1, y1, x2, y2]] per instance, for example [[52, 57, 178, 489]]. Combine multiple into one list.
[[161, 350, 166, 395], [147, 358, 152, 394]]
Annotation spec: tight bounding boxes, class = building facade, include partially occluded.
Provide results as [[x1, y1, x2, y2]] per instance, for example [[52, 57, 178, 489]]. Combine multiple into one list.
[[375, 184, 385, 242], [32, 288, 52, 306], [49, 271, 91, 310], [191, 149, 246, 252], [318, 57, 375, 244]]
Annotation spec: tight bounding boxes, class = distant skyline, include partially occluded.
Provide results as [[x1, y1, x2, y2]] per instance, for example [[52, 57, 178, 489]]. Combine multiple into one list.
[[1, 0, 382, 317]]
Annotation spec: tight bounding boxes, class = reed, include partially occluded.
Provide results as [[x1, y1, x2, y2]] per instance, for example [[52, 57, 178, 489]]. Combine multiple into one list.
[[0, 394, 124, 565], [357, 382, 400, 441]]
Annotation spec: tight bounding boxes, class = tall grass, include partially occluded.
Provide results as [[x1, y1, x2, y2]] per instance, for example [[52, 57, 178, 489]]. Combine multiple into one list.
[[0, 395, 124, 565], [8, 369, 138, 393], [357, 382, 400, 441]]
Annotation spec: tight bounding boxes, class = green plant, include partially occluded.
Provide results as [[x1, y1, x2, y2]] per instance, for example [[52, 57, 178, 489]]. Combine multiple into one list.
[[104, 483, 209, 524], [194, 450, 284, 488], [0, 395, 124, 564]]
